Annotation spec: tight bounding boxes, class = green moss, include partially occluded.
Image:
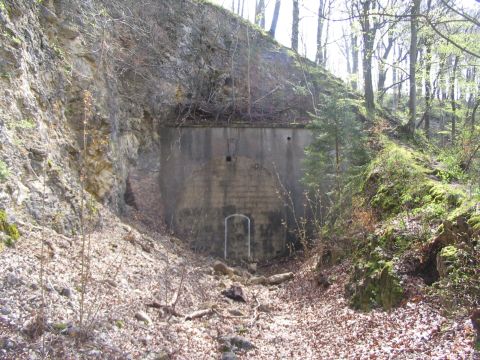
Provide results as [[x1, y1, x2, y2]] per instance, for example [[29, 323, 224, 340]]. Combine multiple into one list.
[[468, 214, 480, 231], [363, 140, 470, 227], [428, 182, 465, 206], [346, 137, 480, 312], [440, 245, 458, 259], [347, 258, 403, 311], [364, 141, 430, 216]]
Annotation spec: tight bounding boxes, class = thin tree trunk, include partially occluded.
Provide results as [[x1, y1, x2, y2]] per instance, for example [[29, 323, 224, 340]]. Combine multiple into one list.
[[247, 24, 251, 117], [335, 126, 340, 194], [269, 0, 281, 38], [407, 0, 421, 136], [392, 44, 403, 113], [316, 0, 326, 65], [450, 55, 459, 143], [322, 0, 333, 64], [439, 57, 448, 146], [424, 40, 432, 137], [360, 0, 376, 118], [377, 33, 394, 105], [466, 67, 476, 122], [349, 2, 358, 90], [351, 32, 359, 90], [255, 0, 266, 29], [471, 97, 480, 131], [342, 28, 352, 75], [292, 0, 299, 52]]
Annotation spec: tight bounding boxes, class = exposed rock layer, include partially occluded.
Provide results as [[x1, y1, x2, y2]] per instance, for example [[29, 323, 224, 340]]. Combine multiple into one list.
[[0, 0, 352, 232]]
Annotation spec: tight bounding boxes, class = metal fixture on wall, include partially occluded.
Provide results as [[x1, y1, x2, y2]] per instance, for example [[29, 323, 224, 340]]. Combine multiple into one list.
[[224, 213, 251, 260]]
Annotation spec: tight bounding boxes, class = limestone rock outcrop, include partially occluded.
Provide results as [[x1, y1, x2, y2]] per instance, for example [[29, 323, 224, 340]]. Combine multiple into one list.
[[0, 0, 356, 233]]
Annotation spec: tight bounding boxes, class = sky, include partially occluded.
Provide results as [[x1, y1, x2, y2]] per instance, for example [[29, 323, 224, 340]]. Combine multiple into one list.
[[211, 0, 480, 92], [211, 0, 350, 79]]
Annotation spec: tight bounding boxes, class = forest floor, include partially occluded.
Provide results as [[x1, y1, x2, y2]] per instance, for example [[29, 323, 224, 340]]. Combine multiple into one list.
[[0, 208, 477, 359]]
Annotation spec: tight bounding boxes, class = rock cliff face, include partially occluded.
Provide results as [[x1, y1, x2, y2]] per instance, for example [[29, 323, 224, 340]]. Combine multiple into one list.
[[0, 0, 352, 234]]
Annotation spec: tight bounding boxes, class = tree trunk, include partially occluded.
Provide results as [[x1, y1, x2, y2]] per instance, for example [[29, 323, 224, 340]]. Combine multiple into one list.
[[424, 40, 432, 137], [392, 44, 403, 113], [360, 0, 376, 118], [407, 0, 421, 136], [316, 0, 326, 65], [269, 0, 282, 38], [255, 0, 266, 29], [377, 33, 394, 104], [322, 1, 332, 64], [438, 57, 448, 147], [351, 32, 359, 90], [292, 0, 299, 52], [348, 3, 359, 90], [342, 28, 352, 75], [450, 55, 459, 143]]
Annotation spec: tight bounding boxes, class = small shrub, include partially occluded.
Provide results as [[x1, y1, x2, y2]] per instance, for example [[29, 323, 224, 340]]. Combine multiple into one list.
[[6, 223, 20, 241], [115, 320, 124, 329], [0, 160, 9, 182], [436, 150, 466, 183], [4, 236, 15, 247], [15, 118, 36, 129], [432, 242, 480, 312], [0, 210, 20, 244], [53, 322, 68, 332]]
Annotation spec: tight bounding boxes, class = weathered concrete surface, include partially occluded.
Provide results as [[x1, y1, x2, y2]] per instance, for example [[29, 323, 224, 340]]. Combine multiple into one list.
[[128, 127, 312, 261]]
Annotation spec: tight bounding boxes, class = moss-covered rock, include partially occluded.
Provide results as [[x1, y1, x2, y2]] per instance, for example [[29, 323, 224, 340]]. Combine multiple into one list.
[[346, 257, 403, 311], [468, 214, 480, 233], [345, 137, 479, 313], [436, 245, 458, 278]]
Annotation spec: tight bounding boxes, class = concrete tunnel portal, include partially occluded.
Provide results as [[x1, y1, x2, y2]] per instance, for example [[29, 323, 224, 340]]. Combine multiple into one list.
[[126, 126, 313, 262]]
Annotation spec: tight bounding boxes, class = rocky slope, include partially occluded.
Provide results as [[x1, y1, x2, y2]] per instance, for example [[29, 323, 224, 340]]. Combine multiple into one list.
[[0, 0, 351, 234]]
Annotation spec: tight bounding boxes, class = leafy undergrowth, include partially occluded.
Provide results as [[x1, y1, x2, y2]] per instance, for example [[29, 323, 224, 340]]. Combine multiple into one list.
[[343, 138, 480, 313]]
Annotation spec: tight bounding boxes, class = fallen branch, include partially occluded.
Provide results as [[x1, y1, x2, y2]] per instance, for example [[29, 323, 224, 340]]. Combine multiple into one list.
[[185, 308, 213, 321], [146, 301, 183, 317]]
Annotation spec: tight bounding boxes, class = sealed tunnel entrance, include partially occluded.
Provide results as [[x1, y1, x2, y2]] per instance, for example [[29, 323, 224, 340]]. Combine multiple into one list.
[[127, 126, 313, 262]]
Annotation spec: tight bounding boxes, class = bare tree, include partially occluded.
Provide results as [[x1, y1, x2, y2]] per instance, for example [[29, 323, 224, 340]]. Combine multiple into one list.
[[407, 0, 421, 135], [355, 0, 382, 118], [269, 0, 282, 38], [377, 31, 395, 104], [292, 0, 299, 52], [255, 0, 266, 29], [316, 0, 333, 66], [450, 54, 459, 142]]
